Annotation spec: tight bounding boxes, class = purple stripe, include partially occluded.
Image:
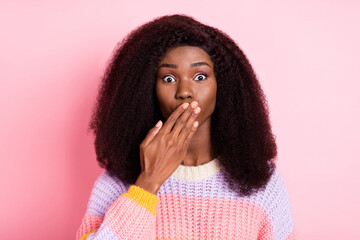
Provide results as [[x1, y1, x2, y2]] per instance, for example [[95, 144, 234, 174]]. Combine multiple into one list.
[[87, 172, 128, 217], [86, 225, 120, 240]]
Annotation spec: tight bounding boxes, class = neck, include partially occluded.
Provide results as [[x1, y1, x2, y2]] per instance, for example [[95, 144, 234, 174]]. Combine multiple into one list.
[[181, 117, 215, 166]]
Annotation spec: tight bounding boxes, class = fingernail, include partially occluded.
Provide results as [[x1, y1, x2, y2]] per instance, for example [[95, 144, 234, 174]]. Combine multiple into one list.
[[155, 120, 162, 127], [193, 121, 199, 128], [194, 107, 201, 114], [191, 101, 198, 108], [182, 103, 189, 109]]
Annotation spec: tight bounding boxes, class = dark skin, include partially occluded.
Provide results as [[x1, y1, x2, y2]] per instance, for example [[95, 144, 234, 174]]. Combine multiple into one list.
[[135, 46, 217, 195]]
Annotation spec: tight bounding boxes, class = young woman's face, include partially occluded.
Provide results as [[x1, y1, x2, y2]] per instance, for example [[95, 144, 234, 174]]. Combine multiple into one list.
[[156, 46, 217, 126]]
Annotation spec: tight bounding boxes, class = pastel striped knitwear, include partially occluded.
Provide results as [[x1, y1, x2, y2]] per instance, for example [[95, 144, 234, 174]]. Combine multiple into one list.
[[77, 158, 296, 240]]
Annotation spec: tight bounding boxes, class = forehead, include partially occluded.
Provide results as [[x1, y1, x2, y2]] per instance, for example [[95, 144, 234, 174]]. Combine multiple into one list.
[[159, 46, 213, 66]]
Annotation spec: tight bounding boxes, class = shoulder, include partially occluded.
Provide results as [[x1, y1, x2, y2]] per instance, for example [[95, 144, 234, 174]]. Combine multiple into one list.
[[243, 167, 290, 205], [257, 168, 292, 212], [264, 168, 289, 198], [86, 171, 130, 217], [255, 168, 295, 239]]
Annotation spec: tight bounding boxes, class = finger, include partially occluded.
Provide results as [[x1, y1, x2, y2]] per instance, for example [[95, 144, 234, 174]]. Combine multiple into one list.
[[177, 106, 200, 143], [172, 102, 199, 138], [161, 102, 189, 134], [141, 120, 163, 148], [181, 120, 199, 150]]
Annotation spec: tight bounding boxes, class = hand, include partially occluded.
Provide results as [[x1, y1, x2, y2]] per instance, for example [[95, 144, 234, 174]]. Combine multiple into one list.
[[135, 101, 201, 194]]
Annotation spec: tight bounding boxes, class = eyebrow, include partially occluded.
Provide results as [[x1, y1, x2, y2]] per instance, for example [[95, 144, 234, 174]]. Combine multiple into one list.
[[158, 62, 211, 69]]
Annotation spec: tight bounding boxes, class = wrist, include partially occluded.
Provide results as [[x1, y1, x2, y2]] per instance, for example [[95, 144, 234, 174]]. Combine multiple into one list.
[[135, 172, 161, 195]]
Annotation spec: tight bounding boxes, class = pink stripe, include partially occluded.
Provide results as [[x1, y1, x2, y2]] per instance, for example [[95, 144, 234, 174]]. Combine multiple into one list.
[[104, 196, 156, 239], [258, 214, 274, 240], [157, 194, 270, 239], [285, 229, 296, 240], [76, 214, 103, 239]]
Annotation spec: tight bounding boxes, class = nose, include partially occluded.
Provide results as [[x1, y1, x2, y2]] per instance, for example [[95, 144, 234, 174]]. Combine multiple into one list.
[[175, 80, 193, 100]]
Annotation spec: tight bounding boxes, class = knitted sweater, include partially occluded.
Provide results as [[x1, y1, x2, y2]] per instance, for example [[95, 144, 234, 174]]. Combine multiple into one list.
[[77, 159, 296, 240]]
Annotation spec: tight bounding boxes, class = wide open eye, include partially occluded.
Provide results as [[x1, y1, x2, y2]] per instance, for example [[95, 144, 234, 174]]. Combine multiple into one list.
[[162, 75, 176, 83], [194, 74, 207, 81]]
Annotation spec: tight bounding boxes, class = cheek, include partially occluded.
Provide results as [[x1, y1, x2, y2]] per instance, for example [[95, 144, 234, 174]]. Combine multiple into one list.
[[156, 86, 172, 118], [156, 83, 166, 103], [198, 85, 217, 120], [206, 83, 217, 111], [208, 93, 217, 115]]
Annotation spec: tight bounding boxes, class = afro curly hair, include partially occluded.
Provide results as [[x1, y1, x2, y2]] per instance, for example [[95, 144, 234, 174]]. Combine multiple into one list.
[[88, 14, 277, 197]]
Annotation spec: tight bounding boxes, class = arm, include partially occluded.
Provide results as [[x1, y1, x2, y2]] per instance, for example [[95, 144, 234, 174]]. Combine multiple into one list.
[[77, 102, 200, 239], [257, 169, 296, 240], [76, 172, 158, 240]]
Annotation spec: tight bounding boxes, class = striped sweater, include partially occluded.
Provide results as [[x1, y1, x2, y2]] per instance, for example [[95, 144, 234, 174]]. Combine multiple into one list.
[[77, 158, 296, 240]]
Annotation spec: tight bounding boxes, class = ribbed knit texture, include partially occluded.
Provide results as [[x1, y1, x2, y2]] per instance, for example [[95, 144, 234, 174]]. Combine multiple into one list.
[[76, 159, 296, 240]]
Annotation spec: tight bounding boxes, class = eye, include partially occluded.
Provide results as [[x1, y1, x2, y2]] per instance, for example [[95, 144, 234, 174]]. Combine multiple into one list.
[[162, 75, 176, 83], [194, 74, 207, 81]]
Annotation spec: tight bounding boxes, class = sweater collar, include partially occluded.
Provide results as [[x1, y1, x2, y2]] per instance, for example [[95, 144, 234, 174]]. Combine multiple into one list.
[[170, 158, 223, 181]]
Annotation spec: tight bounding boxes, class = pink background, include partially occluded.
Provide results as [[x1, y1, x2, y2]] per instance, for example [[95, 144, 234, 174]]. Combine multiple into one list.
[[1, 1, 359, 239]]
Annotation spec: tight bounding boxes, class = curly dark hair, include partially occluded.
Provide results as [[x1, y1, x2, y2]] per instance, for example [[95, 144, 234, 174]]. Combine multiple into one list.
[[88, 14, 277, 197]]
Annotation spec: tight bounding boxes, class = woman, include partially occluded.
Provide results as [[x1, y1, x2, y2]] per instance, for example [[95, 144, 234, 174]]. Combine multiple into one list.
[[77, 14, 296, 240]]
